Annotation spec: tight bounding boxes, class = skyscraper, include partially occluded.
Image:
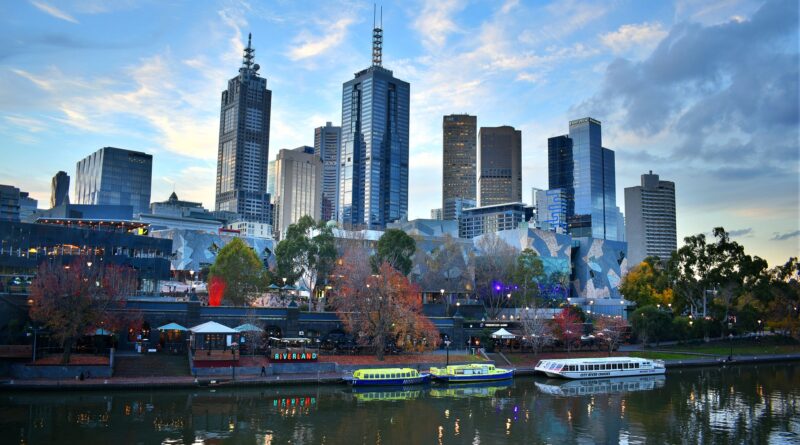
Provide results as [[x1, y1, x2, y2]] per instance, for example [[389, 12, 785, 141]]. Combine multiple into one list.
[[624, 171, 676, 265], [338, 13, 410, 229], [274, 146, 323, 239], [74, 147, 152, 215], [215, 33, 272, 225], [314, 122, 341, 222], [442, 114, 477, 220], [50, 171, 69, 208], [548, 117, 619, 240], [477, 126, 522, 207]]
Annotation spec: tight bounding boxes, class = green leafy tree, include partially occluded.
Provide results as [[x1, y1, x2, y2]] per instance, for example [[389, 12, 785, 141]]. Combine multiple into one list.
[[631, 305, 672, 346], [372, 229, 416, 275], [512, 249, 545, 309], [274, 216, 337, 306], [208, 238, 265, 306]]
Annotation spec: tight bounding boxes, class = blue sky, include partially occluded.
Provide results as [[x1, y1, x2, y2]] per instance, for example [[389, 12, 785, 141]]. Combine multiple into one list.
[[0, 0, 797, 266]]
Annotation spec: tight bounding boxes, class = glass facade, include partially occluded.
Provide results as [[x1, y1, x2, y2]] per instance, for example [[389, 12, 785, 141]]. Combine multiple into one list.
[[477, 126, 522, 207], [215, 37, 272, 225], [442, 114, 477, 220], [74, 147, 152, 216], [314, 122, 341, 222], [339, 66, 409, 229], [548, 118, 620, 241]]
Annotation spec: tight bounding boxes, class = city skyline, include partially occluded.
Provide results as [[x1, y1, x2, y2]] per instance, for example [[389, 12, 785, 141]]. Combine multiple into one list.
[[0, 0, 797, 265]]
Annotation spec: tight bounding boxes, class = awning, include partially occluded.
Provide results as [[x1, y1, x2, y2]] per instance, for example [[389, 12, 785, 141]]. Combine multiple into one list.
[[157, 322, 188, 331], [491, 328, 516, 339], [235, 323, 263, 332], [189, 321, 238, 334]]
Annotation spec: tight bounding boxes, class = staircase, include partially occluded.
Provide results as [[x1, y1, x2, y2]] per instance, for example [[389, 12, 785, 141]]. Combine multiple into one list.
[[486, 352, 512, 366], [114, 354, 189, 377]]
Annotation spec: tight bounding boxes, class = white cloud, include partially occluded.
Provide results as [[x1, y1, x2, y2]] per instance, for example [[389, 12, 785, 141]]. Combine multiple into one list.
[[287, 17, 355, 61], [29, 0, 79, 23], [412, 0, 465, 50], [600, 22, 668, 55]]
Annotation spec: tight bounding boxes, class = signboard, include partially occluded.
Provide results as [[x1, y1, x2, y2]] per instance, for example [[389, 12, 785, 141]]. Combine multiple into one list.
[[270, 351, 318, 362]]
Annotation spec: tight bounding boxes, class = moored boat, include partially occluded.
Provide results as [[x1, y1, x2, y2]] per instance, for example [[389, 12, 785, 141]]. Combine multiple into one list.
[[429, 363, 514, 383], [534, 357, 665, 379], [344, 368, 431, 386]]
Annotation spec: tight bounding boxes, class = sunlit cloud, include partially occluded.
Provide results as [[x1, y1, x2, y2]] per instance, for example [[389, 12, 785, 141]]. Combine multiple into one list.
[[287, 17, 355, 61], [29, 0, 79, 24]]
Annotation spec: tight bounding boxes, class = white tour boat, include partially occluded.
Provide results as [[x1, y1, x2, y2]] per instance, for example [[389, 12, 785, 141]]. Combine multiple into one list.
[[534, 357, 665, 379]]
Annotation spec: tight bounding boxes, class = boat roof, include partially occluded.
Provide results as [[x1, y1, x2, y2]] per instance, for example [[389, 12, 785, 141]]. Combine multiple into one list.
[[354, 368, 417, 373], [538, 357, 650, 364]]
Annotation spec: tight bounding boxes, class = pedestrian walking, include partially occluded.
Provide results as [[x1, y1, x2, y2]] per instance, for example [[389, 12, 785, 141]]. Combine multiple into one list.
[[260, 366, 267, 377]]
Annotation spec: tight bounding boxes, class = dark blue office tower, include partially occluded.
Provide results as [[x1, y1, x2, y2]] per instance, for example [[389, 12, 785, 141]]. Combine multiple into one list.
[[547, 118, 620, 241], [338, 10, 409, 229]]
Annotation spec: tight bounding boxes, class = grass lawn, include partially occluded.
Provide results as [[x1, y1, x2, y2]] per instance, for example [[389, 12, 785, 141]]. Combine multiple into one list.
[[657, 337, 800, 356], [629, 351, 699, 361]]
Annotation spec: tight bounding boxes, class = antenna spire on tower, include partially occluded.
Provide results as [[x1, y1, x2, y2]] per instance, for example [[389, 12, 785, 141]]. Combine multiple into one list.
[[372, 5, 383, 67], [242, 32, 255, 70]]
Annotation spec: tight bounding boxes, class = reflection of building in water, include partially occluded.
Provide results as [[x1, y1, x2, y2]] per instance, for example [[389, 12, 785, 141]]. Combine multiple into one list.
[[535, 375, 666, 397]]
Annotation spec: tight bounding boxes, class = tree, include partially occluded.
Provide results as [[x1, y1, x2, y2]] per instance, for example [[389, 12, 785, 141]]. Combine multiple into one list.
[[330, 248, 438, 360], [373, 229, 417, 275], [619, 257, 673, 308], [274, 216, 337, 308], [421, 234, 474, 312], [208, 238, 265, 306], [29, 258, 138, 364], [474, 232, 517, 319], [553, 308, 581, 353], [631, 305, 672, 346], [595, 317, 629, 356], [519, 308, 552, 354], [762, 258, 800, 338], [512, 249, 545, 309]]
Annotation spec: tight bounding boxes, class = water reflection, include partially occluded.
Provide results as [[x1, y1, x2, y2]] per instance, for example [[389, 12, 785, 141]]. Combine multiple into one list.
[[535, 375, 666, 397], [0, 364, 797, 444]]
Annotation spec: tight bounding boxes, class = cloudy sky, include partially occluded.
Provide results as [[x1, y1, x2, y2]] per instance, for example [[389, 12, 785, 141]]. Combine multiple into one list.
[[0, 0, 797, 266]]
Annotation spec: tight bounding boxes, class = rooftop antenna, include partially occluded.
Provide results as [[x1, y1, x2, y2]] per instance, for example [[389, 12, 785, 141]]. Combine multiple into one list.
[[372, 4, 383, 67], [242, 32, 255, 70]]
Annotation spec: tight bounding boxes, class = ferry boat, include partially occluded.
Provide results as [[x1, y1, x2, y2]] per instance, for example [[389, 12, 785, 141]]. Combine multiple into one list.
[[535, 375, 666, 396], [534, 357, 665, 379], [344, 368, 431, 386], [429, 363, 514, 383]]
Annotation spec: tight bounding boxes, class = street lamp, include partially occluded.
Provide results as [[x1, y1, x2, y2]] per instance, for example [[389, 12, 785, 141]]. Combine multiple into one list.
[[757, 319, 762, 335], [444, 336, 451, 366], [728, 322, 734, 361]]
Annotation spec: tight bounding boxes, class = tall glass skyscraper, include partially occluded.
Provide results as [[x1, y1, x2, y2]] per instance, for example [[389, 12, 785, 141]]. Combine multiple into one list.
[[338, 18, 409, 229], [477, 126, 522, 207], [215, 34, 272, 224], [314, 122, 341, 222], [74, 147, 152, 216], [442, 114, 476, 221], [548, 117, 620, 240]]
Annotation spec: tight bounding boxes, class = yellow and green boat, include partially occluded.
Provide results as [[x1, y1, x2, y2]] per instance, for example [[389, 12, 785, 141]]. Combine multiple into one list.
[[429, 363, 514, 383], [344, 368, 431, 386]]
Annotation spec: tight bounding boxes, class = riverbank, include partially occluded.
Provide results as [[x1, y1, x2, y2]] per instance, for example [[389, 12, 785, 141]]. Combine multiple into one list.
[[3, 352, 800, 391]]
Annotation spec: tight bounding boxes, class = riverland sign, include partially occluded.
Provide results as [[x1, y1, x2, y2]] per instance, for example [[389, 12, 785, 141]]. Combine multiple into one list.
[[270, 351, 318, 362]]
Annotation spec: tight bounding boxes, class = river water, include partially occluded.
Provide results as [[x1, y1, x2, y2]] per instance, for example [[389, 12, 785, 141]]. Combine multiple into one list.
[[0, 363, 798, 444]]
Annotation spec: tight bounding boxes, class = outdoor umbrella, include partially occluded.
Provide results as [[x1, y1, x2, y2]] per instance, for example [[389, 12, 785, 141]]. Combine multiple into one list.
[[157, 323, 188, 331], [491, 328, 516, 339]]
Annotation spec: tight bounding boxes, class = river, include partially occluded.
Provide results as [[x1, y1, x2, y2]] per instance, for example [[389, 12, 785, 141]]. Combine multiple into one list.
[[0, 363, 798, 444]]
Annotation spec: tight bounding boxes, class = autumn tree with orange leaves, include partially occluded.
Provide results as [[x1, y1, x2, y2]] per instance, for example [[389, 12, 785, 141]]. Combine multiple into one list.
[[28, 258, 140, 364], [330, 248, 439, 361]]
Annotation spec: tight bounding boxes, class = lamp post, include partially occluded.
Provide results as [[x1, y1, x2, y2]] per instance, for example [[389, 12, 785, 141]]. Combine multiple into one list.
[[444, 336, 451, 366], [728, 322, 734, 361], [440, 289, 446, 316], [757, 319, 762, 336]]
